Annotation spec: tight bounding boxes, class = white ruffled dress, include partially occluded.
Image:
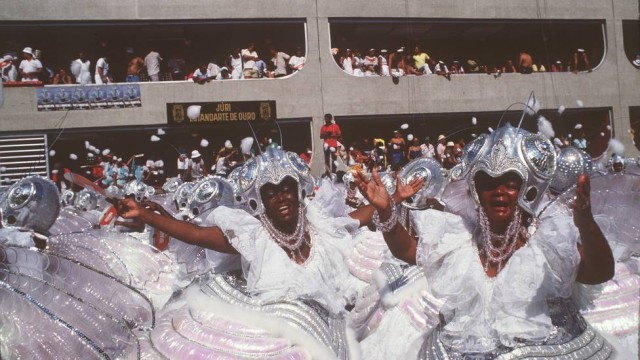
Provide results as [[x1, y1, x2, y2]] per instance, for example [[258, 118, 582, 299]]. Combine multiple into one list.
[[413, 209, 581, 354], [209, 199, 361, 315]]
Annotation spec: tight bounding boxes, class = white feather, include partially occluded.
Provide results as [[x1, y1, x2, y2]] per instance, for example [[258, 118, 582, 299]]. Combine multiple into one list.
[[574, 123, 582, 130], [48, 150, 56, 157], [488, 127, 494, 133], [157, 128, 165, 135], [85, 170, 91, 175], [155, 160, 164, 168], [600, 132, 605, 137], [0, 167, 6, 173], [471, 117, 477, 125], [150, 135, 160, 142], [93, 148, 100, 154], [69, 153, 78, 160], [70, 60, 81, 78], [557, 105, 566, 115], [87, 153, 94, 157], [84, 141, 90, 149], [187, 105, 201, 120], [400, 123, 409, 130], [553, 138, 563, 146], [576, 100, 584, 107], [200, 139, 209, 148], [537, 116, 555, 138], [525, 96, 540, 115], [608, 138, 625, 155], [407, 134, 414, 141], [240, 137, 254, 155], [88, 145, 96, 151], [606, 125, 611, 130], [102, 149, 110, 155]]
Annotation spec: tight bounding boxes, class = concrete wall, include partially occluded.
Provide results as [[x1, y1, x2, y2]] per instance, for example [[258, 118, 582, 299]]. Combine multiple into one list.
[[1, 0, 638, 174]]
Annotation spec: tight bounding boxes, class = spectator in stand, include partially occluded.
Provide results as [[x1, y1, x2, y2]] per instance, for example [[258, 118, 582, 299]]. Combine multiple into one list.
[[551, 60, 563, 72], [167, 53, 186, 81], [378, 49, 390, 76], [466, 59, 481, 73], [436, 134, 447, 164], [389, 48, 405, 77], [433, 60, 451, 80], [241, 43, 259, 79], [255, 55, 268, 78], [207, 60, 221, 80], [299, 148, 312, 164], [18, 47, 42, 82], [518, 51, 533, 74], [442, 141, 457, 169], [402, 52, 421, 76], [389, 130, 407, 170], [226, 48, 243, 80], [176, 151, 190, 179], [502, 59, 517, 73], [192, 62, 212, 84], [52, 68, 72, 84], [320, 113, 342, 173], [363, 49, 378, 76], [270, 46, 290, 78], [94, 55, 112, 84], [450, 61, 464, 74], [1, 55, 18, 82], [573, 130, 588, 150], [126, 48, 144, 82], [144, 47, 163, 81], [340, 49, 354, 75], [217, 67, 230, 80], [407, 137, 422, 161], [572, 48, 592, 73], [352, 49, 364, 77], [70, 52, 91, 85], [420, 136, 435, 158], [413, 46, 431, 75], [187, 150, 207, 181], [288, 47, 305, 73], [454, 138, 466, 163]]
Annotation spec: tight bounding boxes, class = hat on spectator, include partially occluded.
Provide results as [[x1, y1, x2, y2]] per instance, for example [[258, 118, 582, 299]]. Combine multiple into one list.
[[446, 141, 455, 147], [2, 55, 12, 61], [225, 140, 233, 149], [397, 48, 404, 53], [22, 47, 33, 55], [380, 49, 388, 53], [577, 48, 585, 53], [191, 150, 202, 159], [438, 134, 446, 141], [466, 59, 479, 72]]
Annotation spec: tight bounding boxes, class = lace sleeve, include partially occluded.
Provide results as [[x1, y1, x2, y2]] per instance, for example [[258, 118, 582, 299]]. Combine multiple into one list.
[[208, 207, 262, 263]]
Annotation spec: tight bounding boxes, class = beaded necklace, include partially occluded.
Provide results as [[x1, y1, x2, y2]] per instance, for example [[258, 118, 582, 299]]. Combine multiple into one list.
[[258, 206, 310, 263]]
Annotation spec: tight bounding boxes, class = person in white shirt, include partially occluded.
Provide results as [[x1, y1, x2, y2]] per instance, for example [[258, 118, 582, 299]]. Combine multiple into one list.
[[241, 43, 259, 79], [70, 52, 91, 85], [435, 134, 447, 164], [420, 136, 435, 158], [288, 47, 305, 73], [1, 55, 18, 82], [144, 49, 162, 81], [176, 152, 190, 179], [94, 56, 112, 84], [18, 47, 42, 82]]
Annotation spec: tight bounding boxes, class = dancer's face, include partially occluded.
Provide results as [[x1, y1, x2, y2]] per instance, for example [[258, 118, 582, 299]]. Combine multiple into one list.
[[475, 171, 521, 228], [261, 177, 300, 229]]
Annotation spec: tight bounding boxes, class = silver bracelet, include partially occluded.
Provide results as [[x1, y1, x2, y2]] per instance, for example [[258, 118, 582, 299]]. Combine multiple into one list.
[[372, 198, 398, 233]]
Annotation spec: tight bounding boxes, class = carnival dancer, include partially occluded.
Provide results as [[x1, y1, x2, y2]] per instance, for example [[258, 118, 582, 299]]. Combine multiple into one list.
[[355, 124, 620, 359], [113, 148, 423, 358]]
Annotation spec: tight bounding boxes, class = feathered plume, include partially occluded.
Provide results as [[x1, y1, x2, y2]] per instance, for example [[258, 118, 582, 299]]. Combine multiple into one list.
[[537, 115, 555, 138], [49, 150, 56, 157], [471, 117, 477, 125], [84, 141, 90, 149], [557, 105, 566, 115], [400, 123, 409, 130], [407, 134, 414, 141], [102, 149, 111, 155], [576, 100, 584, 107], [240, 137, 254, 155], [574, 123, 583, 130], [157, 128, 165, 135], [69, 153, 78, 160], [608, 138, 625, 155], [200, 139, 209, 148], [150, 135, 161, 142]]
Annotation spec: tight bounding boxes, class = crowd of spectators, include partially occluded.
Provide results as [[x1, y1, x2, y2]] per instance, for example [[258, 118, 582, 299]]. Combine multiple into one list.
[[1, 42, 306, 86], [333, 46, 596, 79]]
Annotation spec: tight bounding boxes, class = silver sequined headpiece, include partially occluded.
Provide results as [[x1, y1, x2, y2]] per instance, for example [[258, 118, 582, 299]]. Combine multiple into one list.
[[0, 176, 60, 233], [463, 124, 557, 216], [229, 147, 315, 216]]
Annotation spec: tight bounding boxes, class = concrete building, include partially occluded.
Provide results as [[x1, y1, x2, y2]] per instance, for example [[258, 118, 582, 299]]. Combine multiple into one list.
[[0, 1, 638, 181]]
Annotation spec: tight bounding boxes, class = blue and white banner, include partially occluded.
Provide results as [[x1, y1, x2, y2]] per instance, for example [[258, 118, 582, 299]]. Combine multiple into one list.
[[36, 84, 141, 111]]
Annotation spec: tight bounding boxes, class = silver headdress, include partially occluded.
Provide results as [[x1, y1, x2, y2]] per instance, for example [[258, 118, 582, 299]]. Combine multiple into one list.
[[74, 189, 99, 212], [162, 177, 183, 194], [123, 179, 155, 202], [549, 147, 593, 194], [229, 147, 315, 216], [0, 176, 60, 233], [187, 176, 236, 219], [464, 123, 557, 216], [398, 157, 444, 209]]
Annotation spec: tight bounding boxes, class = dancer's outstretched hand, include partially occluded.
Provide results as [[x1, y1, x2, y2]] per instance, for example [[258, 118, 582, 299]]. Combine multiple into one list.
[[355, 168, 391, 212], [394, 175, 425, 203], [113, 197, 144, 219]]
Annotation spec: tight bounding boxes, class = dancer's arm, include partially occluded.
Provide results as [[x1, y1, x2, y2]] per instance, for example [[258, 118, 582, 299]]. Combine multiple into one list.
[[354, 170, 418, 264], [114, 198, 238, 254], [573, 175, 614, 284]]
